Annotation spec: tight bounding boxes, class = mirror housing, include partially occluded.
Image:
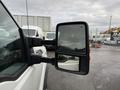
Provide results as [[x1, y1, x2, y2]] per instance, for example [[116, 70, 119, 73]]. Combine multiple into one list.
[[55, 21, 89, 75]]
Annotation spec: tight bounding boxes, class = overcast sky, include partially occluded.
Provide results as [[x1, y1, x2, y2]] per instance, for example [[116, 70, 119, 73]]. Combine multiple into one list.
[[2, 0, 120, 32]]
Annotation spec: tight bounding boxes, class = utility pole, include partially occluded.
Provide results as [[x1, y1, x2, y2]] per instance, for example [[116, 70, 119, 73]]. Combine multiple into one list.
[[95, 28, 98, 42], [109, 16, 113, 45], [90, 30, 93, 40], [109, 16, 112, 31]]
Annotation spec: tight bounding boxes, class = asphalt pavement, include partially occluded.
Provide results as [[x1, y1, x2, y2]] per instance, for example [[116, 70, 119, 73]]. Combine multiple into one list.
[[46, 45, 120, 90]]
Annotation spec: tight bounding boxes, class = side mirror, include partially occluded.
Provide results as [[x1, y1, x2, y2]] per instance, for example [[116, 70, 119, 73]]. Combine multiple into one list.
[[55, 21, 90, 75], [26, 21, 90, 75]]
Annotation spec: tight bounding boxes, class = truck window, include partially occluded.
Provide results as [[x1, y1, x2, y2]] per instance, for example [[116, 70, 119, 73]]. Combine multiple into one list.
[[46, 33, 55, 39], [0, 2, 27, 82], [22, 29, 36, 37]]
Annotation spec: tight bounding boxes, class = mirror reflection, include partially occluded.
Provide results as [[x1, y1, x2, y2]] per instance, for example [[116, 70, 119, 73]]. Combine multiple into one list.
[[58, 24, 86, 53], [58, 55, 80, 71]]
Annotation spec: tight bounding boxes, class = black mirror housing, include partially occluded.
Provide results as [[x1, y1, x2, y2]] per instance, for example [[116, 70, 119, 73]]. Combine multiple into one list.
[[55, 21, 90, 75]]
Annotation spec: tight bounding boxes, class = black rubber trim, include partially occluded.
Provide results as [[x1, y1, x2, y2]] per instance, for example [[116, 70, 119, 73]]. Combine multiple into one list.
[[0, 63, 28, 83]]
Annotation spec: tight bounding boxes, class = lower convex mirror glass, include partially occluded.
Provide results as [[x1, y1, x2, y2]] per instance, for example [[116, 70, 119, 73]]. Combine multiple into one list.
[[58, 55, 79, 71]]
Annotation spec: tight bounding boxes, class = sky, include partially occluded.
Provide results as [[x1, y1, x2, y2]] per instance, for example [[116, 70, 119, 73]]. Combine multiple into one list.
[[2, 0, 120, 32]]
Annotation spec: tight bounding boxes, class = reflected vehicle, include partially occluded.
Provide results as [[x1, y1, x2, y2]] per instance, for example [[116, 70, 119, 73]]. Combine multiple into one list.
[[58, 55, 79, 71]]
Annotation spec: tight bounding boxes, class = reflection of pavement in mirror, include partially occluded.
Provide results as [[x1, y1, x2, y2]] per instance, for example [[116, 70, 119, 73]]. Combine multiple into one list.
[[58, 60, 79, 71], [58, 55, 79, 71]]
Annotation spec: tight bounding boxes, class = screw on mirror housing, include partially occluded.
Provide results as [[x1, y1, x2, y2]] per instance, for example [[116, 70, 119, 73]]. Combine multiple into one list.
[[55, 21, 90, 75]]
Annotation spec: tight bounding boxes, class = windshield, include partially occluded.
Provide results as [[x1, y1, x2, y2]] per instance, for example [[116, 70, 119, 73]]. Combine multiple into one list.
[[0, 2, 24, 72], [22, 29, 36, 37], [46, 33, 55, 39]]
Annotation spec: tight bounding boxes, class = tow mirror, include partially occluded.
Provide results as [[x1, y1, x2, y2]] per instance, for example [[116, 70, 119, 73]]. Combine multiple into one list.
[[26, 21, 89, 75], [55, 21, 89, 75]]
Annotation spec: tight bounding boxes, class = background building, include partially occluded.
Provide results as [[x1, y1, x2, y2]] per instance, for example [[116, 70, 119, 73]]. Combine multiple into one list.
[[13, 15, 51, 34]]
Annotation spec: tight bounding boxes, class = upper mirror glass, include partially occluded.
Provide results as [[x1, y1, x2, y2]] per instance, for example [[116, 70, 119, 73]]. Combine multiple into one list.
[[57, 24, 86, 56]]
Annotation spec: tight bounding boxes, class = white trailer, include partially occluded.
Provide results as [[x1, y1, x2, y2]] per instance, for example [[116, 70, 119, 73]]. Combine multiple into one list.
[[13, 15, 51, 34]]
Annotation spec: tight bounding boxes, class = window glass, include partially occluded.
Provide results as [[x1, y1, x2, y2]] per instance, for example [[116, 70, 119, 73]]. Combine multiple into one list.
[[0, 3, 24, 72], [46, 33, 55, 39], [58, 24, 86, 50], [22, 29, 36, 37]]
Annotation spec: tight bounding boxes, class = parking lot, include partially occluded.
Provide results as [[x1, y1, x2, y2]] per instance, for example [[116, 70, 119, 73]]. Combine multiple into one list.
[[46, 45, 120, 90]]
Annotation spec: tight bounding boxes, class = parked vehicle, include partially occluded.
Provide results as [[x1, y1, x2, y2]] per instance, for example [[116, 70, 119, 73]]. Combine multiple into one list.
[[45, 32, 55, 40], [22, 26, 47, 57], [91, 42, 102, 48], [0, 1, 90, 90], [45, 32, 55, 50], [22, 26, 44, 39], [102, 37, 117, 45]]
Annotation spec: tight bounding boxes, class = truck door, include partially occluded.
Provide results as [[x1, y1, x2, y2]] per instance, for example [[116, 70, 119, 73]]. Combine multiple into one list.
[[0, 1, 47, 90]]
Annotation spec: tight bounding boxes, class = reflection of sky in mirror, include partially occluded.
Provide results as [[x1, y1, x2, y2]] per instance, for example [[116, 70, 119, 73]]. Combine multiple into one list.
[[58, 24, 85, 50]]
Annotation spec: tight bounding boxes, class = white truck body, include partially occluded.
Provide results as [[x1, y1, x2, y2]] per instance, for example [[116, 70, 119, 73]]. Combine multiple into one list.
[[0, 2, 47, 89], [0, 63, 47, 90]]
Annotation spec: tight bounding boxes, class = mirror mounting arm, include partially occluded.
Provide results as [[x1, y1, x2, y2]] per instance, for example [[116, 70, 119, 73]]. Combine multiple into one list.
[[30, 54, 55, 65], [27, 37, 56, 48]]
